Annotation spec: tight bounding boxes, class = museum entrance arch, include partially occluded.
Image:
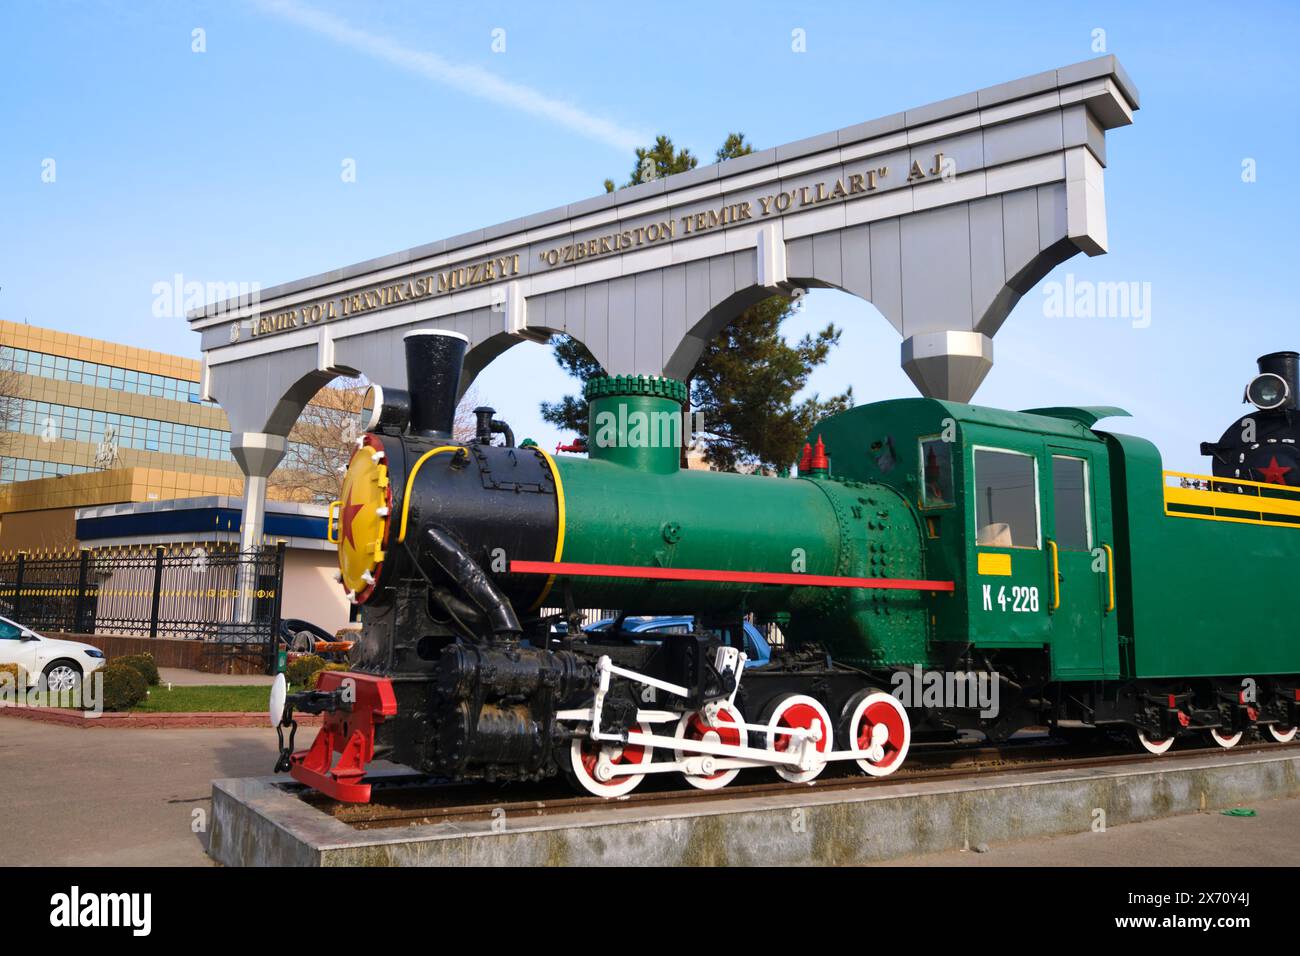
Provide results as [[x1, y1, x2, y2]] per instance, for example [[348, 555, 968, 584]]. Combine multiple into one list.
[[190, 55, 1138, 563]]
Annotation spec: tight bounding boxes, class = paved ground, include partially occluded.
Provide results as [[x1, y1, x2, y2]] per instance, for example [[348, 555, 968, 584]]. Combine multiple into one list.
[[0, 720, 278, 866], [4, 718, 1298, 866], [882, 794, 1300, 867], [157, 667, 275, 687]]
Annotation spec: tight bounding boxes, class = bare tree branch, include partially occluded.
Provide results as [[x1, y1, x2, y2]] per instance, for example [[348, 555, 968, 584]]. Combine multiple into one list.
[[0, 347, 23, 457]]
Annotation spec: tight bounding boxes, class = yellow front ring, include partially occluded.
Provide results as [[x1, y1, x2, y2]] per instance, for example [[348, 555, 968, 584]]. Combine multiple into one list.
[[527, 446, 566, 611], [395, 443, 566, 611], [396, 445, 461, 543]]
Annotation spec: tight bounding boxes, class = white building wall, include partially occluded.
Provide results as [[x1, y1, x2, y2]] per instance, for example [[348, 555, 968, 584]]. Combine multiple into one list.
[[281, 548, 350, 632]]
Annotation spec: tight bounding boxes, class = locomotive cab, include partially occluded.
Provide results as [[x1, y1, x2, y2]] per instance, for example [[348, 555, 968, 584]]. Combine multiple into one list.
[[812, 399, 1124, 688]]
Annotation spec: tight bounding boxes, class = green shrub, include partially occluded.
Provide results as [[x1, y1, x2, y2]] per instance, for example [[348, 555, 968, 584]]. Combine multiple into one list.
[[307, 662, 350, 690], [286, 654, 326, 688], [100, 663, 148, 712], [113, 652, 160, 686]]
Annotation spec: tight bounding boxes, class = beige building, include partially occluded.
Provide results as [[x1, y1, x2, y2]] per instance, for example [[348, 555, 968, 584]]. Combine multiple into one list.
[[0, 320, 244, 546]]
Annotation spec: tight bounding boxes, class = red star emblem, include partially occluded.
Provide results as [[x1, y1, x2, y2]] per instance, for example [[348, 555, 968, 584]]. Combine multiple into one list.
[[339, 492, 365, 549], [1258, 456, 1293, 486]]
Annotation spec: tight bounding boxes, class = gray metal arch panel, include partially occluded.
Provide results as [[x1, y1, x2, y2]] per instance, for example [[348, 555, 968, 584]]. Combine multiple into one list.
[[195, 56, 1138, 443]]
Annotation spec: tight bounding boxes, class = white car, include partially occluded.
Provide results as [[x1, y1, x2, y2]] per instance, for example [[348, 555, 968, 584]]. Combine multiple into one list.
[[0, 615, 106, 692]]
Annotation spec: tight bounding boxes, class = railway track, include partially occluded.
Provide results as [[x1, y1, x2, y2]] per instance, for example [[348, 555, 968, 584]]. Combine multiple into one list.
[[303, 734, 1300, 831]]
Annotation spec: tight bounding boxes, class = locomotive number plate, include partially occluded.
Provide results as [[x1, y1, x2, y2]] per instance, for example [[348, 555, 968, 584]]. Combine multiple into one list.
[[982, 584, 1040, 613]]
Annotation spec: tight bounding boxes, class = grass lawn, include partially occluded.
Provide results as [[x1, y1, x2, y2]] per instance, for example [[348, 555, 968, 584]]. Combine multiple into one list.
[[133, 684, 271, 713]]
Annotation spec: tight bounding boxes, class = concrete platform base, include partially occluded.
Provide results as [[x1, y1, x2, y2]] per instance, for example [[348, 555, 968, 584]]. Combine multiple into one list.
[[208, 749, 1300, 866]]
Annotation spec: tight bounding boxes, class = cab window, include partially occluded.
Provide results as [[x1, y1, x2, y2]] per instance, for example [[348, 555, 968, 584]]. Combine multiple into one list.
[[1051, 456, 1092, 551], [0, 621, 22, 640], [919, 438, 954, 508], [973, 448, 1040, 549]]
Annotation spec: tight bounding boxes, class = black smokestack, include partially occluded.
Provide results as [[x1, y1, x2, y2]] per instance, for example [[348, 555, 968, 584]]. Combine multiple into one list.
[[403, 329, 468, 438], [1258, 351, 1299, 411]]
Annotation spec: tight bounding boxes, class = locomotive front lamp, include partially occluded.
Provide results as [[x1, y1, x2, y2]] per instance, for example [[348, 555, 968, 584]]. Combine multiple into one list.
[[268, 673, 287, 729], [1246, 372, 1289, 411]]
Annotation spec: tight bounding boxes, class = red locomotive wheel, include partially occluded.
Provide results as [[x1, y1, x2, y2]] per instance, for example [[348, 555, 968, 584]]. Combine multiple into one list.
[[673, 703, 745, 790], [762, 694, 833, 783], [567, 721, 655, 797], [844, 692, 911, 777], [1209, 728, 1243, 749], [1267, 724, 1298, 743], [1136, 730, 1174, 755]]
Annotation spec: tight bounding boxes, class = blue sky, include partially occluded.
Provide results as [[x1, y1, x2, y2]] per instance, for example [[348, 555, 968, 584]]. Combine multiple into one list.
[[2, 0, 1297, 471]]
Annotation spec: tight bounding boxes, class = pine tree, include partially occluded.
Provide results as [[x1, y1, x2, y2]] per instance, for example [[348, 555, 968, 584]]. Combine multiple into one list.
[[541, 133, 851, 473]]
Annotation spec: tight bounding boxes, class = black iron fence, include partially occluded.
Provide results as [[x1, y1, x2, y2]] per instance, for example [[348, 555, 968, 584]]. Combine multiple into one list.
[[0, 541, 286, 672]]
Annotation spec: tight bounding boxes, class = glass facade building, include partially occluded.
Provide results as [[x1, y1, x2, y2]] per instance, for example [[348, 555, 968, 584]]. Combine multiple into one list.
[[2, 346, 205, 403], [0, 320, 240, 485]]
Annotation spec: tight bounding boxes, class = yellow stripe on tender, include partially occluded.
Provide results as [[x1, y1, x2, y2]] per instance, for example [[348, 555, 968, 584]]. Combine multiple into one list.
[[1164, 486, 1300, 516], [527, 446, 567, 611], [1163, 471, 1300, 529], [1166, 510, 1300, 531], [1165, 469, 1300, 495], [977, 552, 1012, 576]]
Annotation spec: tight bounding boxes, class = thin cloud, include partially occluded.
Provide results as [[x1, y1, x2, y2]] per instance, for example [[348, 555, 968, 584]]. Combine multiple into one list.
[[254, 0, 648, 152]]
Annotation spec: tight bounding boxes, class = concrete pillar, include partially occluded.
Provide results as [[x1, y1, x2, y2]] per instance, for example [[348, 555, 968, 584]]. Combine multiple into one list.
[[230, 432, 287, 622], [901, 331, 994, 404]]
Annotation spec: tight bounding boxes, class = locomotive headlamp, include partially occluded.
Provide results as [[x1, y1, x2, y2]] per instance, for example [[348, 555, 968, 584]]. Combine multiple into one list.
[[1246, 372, 1289, 411], [268, 673, 287, 730], [360, 383, 412, 435]]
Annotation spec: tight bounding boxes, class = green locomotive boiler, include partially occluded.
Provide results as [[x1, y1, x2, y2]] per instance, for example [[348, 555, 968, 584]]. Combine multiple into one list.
[[275, 332, 1299, 801]]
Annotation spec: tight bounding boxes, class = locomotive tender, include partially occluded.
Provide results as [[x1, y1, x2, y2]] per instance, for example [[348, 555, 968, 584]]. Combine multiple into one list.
[[275, 333, 1300, 800]]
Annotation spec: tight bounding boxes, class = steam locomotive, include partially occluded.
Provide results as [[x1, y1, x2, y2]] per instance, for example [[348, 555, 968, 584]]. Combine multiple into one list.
[[273, 334, 1300, 801], [1202, 351, 1300, 488]]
